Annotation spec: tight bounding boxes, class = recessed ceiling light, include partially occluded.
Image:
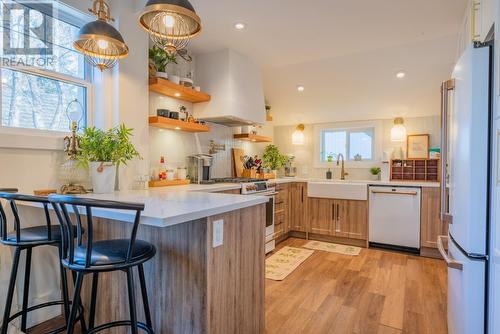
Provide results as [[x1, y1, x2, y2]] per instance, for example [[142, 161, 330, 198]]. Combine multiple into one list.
[[174, 126, 181, 130], [234, 22, 246, 30], [297, 85, 305, 92], [396, 71, 406, 79]]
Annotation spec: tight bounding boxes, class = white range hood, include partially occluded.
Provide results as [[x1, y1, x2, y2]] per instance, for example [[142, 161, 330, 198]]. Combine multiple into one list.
[[193, 49, 266, 126]]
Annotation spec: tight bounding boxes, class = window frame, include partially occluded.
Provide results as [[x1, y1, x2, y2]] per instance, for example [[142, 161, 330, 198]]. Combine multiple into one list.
[[313, 120, 383, 169], [0, 1, 94, 150], [319, 127, 375, 163]]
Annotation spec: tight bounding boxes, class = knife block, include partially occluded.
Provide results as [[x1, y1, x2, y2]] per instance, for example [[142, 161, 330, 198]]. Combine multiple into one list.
[[242, 169, 257, 178]]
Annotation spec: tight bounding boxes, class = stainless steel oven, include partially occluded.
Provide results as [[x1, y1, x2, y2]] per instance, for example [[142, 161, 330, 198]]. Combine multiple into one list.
[[240, 181, 277, 254], [261, 190, 276, 254]]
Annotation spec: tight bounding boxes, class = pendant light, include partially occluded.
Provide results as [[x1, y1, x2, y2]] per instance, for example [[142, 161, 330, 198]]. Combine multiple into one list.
[[139, 0, 202, 55], [74, 0, 129, 71], [292, 124, 305, 145], [390, 117, 407, 142]]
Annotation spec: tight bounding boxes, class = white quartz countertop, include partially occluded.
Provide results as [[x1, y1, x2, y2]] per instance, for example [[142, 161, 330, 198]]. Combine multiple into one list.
[[274, 178, 440, 188], [19, 187, 267, 228], [18, 178, 437, 228]]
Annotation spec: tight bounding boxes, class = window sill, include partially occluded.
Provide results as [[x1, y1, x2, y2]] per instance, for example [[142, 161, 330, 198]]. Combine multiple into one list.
[[0, 129, 66, 151]]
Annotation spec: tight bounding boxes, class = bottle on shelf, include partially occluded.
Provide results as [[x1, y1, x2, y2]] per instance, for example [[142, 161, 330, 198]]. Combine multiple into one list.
[[159, 156, 167, 180]]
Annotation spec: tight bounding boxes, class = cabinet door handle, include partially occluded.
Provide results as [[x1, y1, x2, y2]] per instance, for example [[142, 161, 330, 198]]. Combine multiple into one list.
[[332, 203, 335, 221], [301, 187, 304, 203], [336, 204, 340, 221]]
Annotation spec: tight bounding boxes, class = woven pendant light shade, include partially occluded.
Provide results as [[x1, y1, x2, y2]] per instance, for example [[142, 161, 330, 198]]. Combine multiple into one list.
[[139, 0, 201, 54], [74, 0, 129, 71]]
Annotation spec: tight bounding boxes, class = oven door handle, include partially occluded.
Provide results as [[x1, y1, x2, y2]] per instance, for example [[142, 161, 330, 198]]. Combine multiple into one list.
[[261, 192, 278, 196]]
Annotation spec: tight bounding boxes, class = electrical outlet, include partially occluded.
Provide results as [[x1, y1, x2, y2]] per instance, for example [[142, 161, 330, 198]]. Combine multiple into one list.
[[212, 219, 224, 248]]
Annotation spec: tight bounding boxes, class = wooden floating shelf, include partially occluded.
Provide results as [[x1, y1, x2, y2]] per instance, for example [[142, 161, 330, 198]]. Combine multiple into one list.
[[233, 133, 272, 143], [149, 179, 191, 188], [149, 116, 210, 133], [149, 77, 211, 103]]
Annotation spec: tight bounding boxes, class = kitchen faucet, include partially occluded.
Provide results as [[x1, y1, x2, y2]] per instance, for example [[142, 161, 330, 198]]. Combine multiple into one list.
[[336, 153, 349, 180]]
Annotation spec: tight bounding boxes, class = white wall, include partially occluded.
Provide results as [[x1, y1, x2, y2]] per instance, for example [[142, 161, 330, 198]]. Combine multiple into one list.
[[273, 115, 440, 180]]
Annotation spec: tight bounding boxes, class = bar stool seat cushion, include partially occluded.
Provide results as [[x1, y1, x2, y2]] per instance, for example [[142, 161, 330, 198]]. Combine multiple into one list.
[[73, 239, 155, 266], [5, 225, 78, 244]]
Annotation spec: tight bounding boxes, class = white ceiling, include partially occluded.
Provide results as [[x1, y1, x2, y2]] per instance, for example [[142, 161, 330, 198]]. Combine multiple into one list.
[[189, 0, 468, 125]]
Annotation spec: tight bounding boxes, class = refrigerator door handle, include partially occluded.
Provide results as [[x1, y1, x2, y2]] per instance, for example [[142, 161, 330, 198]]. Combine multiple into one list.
[[440, 79, 455, 224], [437, 235, 463, 270]]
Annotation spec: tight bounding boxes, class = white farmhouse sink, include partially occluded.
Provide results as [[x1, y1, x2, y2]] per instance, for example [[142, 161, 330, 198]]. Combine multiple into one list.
[[307, 181, 368, 200]]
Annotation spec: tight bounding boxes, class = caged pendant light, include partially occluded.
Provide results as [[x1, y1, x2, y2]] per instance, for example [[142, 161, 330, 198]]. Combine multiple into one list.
[[139, 0, 202, 55], [74, 0, 129, 71]]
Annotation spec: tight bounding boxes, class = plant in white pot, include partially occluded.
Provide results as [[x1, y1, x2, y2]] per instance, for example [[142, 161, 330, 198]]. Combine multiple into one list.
[[78, 124, 141, 194], [149, 46, 177, 80], [370, 167, 381, 181], [262, 145, 288, 178]]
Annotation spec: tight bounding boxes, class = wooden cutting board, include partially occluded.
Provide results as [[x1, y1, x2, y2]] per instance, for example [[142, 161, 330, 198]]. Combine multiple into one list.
[[232, 148, 245, 177]]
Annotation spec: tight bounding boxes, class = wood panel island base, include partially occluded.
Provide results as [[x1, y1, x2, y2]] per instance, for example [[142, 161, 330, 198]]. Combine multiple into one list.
[[79, 204, 266, 334]]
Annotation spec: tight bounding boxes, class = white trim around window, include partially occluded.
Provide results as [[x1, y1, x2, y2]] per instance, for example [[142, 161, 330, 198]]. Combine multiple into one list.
[[0, 65, 94, 150], [313, 120, 383, 169]]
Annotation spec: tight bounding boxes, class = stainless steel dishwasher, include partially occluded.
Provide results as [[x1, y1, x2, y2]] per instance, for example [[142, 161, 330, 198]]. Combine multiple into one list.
[[368, 186, 421, 253]]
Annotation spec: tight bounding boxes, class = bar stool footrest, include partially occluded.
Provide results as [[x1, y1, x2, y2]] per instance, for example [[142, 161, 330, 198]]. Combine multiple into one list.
[[6, 300, 85, 334], [87, 320, 153, 334]]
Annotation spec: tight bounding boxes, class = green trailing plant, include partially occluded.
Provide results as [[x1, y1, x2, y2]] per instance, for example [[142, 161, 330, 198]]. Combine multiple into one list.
[[327, 154, 334, 163], [370, 167, 382, 175], [78, 124, 141, 167], [149, 46, 177, 73], [262, 145, 288, 170]]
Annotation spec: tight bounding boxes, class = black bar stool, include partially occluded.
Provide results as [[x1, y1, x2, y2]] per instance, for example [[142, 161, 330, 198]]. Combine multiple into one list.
[[0, 191, 86, 334], [49, 194, 156, 334]]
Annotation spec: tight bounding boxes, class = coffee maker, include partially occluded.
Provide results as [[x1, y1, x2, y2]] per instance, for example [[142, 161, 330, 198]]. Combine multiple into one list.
[[188, 154, 214, 184]]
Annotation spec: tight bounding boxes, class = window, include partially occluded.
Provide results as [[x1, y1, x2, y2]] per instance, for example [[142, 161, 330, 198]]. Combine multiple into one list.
[[320, 127, 374, 162], [0, 1, 91, 133]]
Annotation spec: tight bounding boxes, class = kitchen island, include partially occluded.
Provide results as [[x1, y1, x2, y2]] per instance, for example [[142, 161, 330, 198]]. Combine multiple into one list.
[[16, 189, 268, 334]]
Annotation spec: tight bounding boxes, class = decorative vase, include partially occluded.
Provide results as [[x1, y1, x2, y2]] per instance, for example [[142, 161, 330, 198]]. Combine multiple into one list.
[[156, 71, 168, 79], [90, 161, 116, 194], [272, 170, 278, 178]]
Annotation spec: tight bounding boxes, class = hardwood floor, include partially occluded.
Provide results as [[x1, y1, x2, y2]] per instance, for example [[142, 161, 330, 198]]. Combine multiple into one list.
[[29, 237, 447, 334], [265, 238, 448, 334]]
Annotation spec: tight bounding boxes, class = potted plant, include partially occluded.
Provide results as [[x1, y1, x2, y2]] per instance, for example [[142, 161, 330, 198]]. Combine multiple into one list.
[[149, 46, 177, 80], [370, 167, 382, 181], [262, 145, 288, 178], [326, 153, 334, 179], [78, 124, 141, 193]]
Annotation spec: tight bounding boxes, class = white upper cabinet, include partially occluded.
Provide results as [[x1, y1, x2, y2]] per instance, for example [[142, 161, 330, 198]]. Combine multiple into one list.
[[478, 0, 496, 41], [193, 49, 266, 126], [457, 0, 496, 59]]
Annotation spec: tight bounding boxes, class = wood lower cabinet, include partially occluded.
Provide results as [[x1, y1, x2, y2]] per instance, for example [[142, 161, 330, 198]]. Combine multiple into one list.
[[421, 187, 448, 248], [343, 200, 368, 240], [289, 182, 308, 232], [274, 183, 290, 241], [308, 197, 368, 241], [309, 198, 334, 235]]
